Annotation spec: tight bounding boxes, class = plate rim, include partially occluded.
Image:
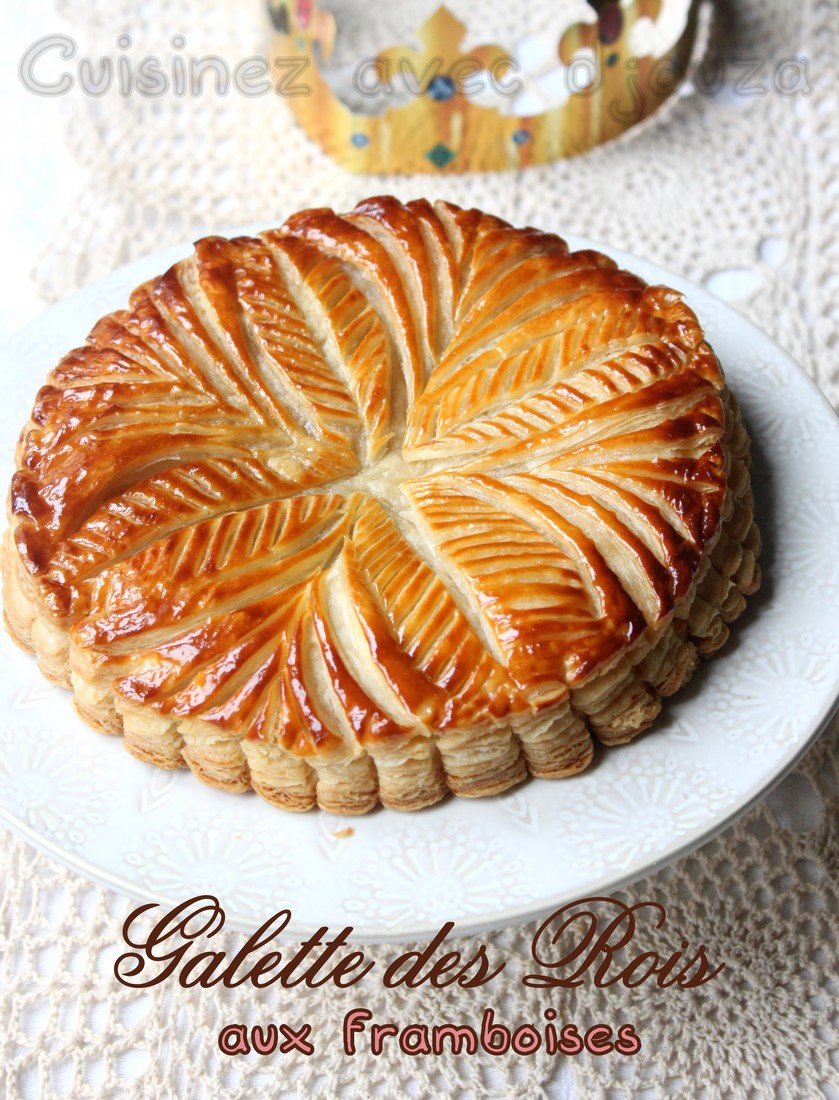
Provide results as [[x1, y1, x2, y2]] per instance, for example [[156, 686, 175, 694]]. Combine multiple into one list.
[[1, 693, 836, 943]]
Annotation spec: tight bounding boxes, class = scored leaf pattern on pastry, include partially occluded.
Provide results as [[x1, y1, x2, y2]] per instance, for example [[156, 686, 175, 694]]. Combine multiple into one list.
[[10, 198, 728, 770]]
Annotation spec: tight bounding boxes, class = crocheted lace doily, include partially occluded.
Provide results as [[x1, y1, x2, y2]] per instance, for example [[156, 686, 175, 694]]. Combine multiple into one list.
[[2, 0, 837, 1096]]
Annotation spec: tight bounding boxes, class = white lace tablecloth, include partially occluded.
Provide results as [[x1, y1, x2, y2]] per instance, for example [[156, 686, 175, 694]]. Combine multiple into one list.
[[1, 1, 837, 1096]]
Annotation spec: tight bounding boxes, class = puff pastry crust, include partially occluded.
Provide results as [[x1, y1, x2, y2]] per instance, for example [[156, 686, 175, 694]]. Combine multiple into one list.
[[4, 198, 761, 813]]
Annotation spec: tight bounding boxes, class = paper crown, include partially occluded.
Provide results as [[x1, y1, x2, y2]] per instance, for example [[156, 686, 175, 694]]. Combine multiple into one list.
[[267, 0, 702, 172]]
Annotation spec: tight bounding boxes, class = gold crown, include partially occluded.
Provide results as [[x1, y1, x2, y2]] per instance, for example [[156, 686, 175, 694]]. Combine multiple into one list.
[[267, 1, 701, 172]]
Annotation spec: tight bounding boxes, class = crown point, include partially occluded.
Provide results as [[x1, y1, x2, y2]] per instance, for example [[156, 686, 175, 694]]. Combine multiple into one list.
[[419, 7, 468, 52]]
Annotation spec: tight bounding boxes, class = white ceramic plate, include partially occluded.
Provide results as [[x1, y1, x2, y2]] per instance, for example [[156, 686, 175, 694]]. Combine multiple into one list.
[[1, 231, 837, 943]]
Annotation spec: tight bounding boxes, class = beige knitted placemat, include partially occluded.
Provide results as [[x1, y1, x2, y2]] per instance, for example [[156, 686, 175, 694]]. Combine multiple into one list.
[[2, 0, 838, 1096]]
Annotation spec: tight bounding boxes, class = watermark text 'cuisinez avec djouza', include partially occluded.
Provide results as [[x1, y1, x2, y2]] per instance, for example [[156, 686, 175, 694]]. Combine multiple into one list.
[[19, 33, 815, 106]]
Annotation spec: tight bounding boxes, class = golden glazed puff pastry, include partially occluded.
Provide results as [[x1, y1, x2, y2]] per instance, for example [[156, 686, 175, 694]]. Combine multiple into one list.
[[4, 198, 761, 814]]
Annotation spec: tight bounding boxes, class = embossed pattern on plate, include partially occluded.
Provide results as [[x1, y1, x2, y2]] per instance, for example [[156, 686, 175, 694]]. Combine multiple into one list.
[[0, 232, 836, 941]]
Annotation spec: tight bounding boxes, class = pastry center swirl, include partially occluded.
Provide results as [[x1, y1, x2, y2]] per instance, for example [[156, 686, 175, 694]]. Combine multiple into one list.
[[330, 451, 441, 502]]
